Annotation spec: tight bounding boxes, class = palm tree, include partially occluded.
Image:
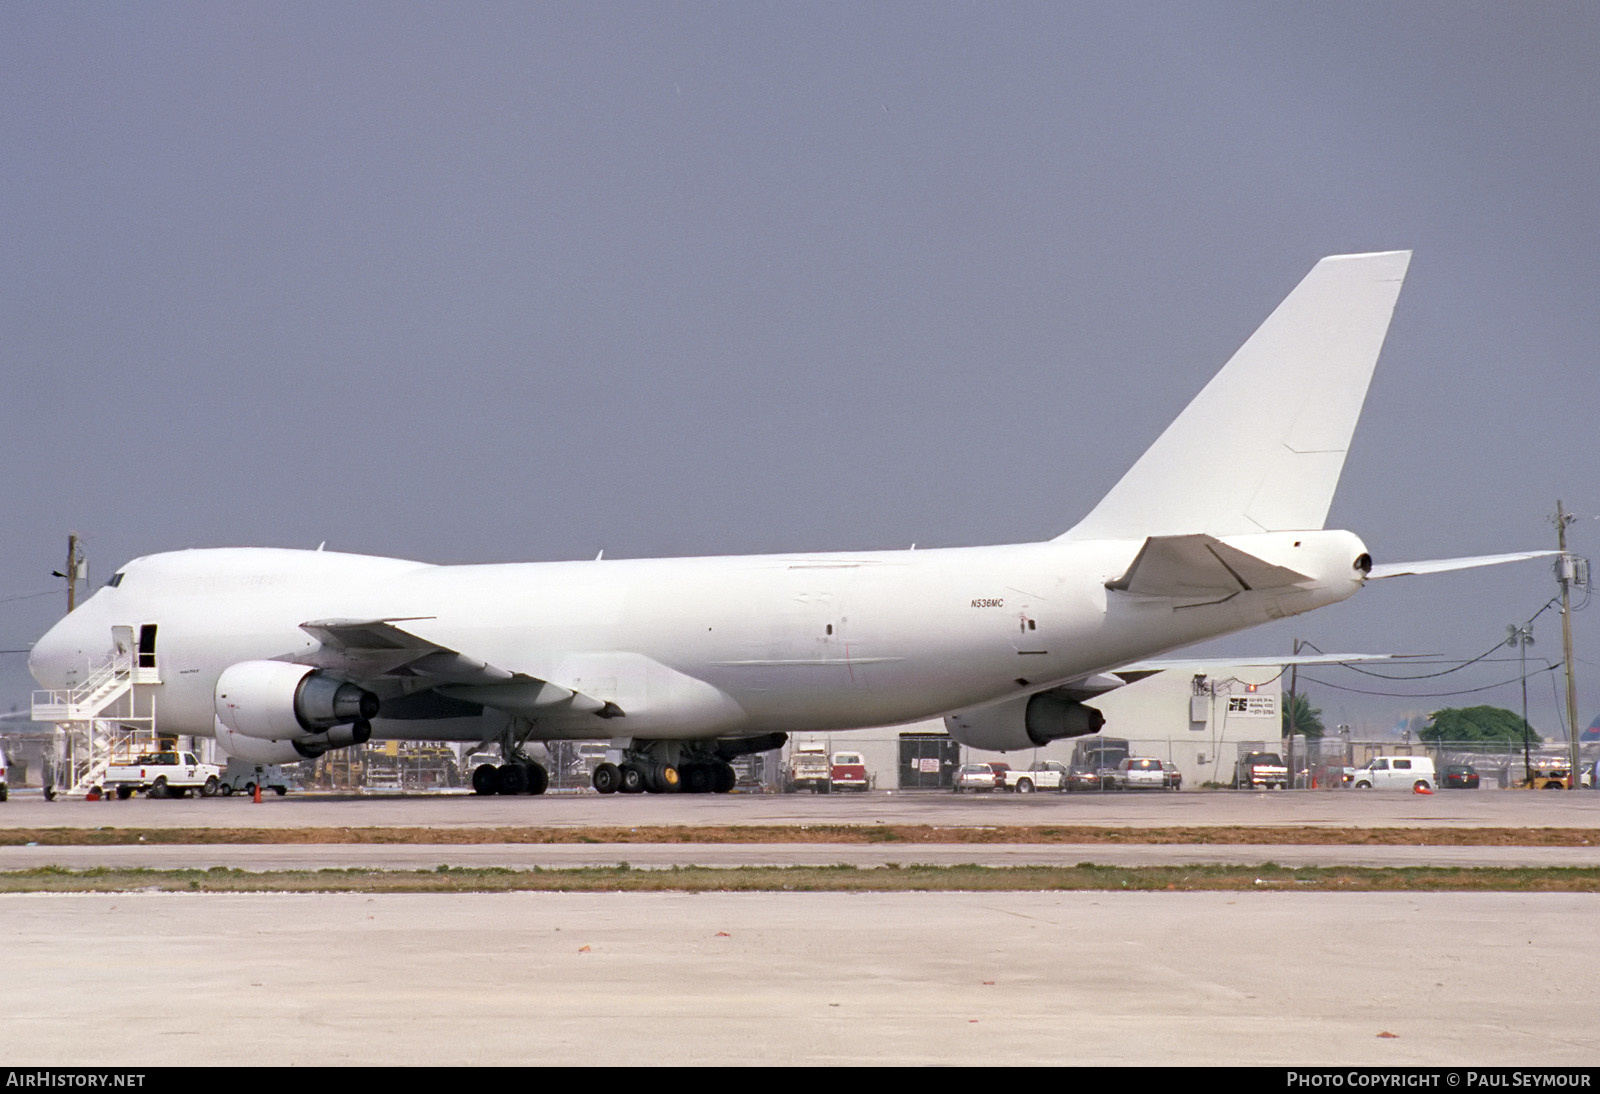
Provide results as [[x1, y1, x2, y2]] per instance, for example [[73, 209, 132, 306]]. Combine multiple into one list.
[[1282, 692, 1324, 738]]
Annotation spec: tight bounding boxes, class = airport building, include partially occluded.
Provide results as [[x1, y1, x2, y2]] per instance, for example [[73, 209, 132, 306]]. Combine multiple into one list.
[[779, 666, 1288, 791]]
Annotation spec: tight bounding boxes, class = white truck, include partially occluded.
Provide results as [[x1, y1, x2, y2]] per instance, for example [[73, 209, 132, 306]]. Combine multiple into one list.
[[104, 751, 222, 799], [786, 745, 832, 793], [1002, 762, 1068, 793]]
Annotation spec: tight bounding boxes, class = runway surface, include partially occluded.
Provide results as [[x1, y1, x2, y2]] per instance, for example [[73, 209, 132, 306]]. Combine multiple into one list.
[[8, 889, 1597, 1066], [5, 788, 1598, 1065], [10, 784, 1600, 830]]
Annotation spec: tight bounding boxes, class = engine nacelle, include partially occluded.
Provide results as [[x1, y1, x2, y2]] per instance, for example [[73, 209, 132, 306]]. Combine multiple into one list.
[[715, 732, 787, 760], [945, 690, 1106, 752], [215, 660, 379, 740], [213, 720, 313, 765]]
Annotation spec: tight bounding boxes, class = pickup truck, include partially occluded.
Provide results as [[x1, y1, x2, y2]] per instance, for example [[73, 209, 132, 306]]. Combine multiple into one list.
[[104, 751, 222, 799], [786, 746, 832, 793], [1002, 762, 1068, 793], [1233, 752, 1289, 790]]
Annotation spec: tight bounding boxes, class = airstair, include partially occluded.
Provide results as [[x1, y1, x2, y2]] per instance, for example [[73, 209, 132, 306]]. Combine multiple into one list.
[[31, 649, 160, 798]]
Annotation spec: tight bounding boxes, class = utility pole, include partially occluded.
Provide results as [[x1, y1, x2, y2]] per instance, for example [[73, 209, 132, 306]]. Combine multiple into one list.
[[1286, 637, 1301, 788], [53, 534, 84, 613], [1507, 622, 1535, 784], [1554, 501, 1583, 789]]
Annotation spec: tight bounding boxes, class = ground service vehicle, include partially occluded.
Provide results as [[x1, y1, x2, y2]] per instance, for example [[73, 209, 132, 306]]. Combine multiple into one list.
[[1344, 756, 1436, 791], [105, 751, 221, 799], [1518, 763, 1570, 790], [219, 759, 290, 797]]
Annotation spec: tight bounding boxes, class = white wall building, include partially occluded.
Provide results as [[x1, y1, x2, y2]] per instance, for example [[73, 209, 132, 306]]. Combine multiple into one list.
[[782, 666, 1287, 790]]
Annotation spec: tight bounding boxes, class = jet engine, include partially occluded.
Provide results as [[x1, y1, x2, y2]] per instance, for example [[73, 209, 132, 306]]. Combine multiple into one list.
[[944, 689, 1106, 752], [214, 661, 379, 759]]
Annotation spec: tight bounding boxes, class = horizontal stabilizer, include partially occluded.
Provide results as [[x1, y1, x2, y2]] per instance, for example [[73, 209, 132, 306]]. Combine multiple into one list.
[[1367, 550, 1557, 579], [1116, 653, 1396, 673], [1108, 534, 1309, 598]]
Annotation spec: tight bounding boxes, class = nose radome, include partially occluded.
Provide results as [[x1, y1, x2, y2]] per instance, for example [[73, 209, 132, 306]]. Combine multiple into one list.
[[28, 614, 89, 689]]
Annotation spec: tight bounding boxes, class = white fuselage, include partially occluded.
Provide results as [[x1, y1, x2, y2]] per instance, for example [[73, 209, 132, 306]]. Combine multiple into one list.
[[28, 530, 1369, 745]]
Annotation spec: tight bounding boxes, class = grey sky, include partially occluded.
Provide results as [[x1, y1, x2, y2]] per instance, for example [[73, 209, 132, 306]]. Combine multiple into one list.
[[3, 3, 1596, 737]]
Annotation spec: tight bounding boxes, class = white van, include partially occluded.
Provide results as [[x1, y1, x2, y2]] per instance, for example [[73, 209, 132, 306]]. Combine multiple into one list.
[[1345, 755, 1436, 791]]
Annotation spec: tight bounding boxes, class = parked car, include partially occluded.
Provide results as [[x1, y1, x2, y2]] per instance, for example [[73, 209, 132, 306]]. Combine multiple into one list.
[[1116, 757, 1167, 791], [830, 751, 869, 792], [1441, 763, 1480, 789], [954, 763, 1002, 792], [1162, 761, 1183, 790], [1344, 755, 1436, 791], [1065, 764, 1110, 792]]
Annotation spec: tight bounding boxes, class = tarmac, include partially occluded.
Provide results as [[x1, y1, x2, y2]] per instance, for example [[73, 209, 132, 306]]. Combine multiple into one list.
[[4, 787, 1599, 1066]]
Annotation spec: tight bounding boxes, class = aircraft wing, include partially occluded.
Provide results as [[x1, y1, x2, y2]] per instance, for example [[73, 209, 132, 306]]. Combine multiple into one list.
[[1367, 550, 1557, 579], [299, 617, 623, 719], [1107, 534, 1309, 598]]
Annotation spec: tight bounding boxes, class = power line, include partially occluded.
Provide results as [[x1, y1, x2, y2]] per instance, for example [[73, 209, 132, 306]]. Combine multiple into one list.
[[0, 590, 58, 606], [1298, 598, 1562, 681], [1299, 662, 1561, 699]]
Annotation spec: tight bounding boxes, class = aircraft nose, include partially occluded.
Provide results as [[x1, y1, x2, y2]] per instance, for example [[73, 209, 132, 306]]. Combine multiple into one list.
[[28, 615, 85, 690]]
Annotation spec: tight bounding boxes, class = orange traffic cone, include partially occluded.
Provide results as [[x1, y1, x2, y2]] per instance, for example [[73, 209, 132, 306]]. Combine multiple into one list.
[[1413, 784, 1433, 795], [253, 781, 262, 803]]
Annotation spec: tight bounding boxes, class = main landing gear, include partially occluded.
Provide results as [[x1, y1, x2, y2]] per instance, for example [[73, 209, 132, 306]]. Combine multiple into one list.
[[471, 759, 550, 796], [591, 757, 736, 795]]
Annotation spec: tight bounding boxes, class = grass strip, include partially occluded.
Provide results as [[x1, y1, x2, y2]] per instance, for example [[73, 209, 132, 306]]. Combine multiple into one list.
[[5, 863, 1600, 893], [1, 825, 1598, 846]]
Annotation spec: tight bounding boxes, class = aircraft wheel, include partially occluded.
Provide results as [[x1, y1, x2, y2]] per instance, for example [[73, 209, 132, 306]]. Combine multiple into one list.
[[619, 764, 646, 794], [526, 763, 549, 796], [646, 764, 680, 794], [714, 763, 736, 794], [496, 763, 529, 795], [683, 763, 713, 794], [593, 763, 621, 794], [471, 763, 499, 795]]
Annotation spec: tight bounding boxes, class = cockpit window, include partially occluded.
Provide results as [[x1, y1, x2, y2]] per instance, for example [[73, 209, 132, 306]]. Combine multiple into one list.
[[105, 572, 124, 588]]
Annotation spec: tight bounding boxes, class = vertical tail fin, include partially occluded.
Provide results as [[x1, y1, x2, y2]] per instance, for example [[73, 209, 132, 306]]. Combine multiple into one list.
[[1058, 250, 1411, 541]]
